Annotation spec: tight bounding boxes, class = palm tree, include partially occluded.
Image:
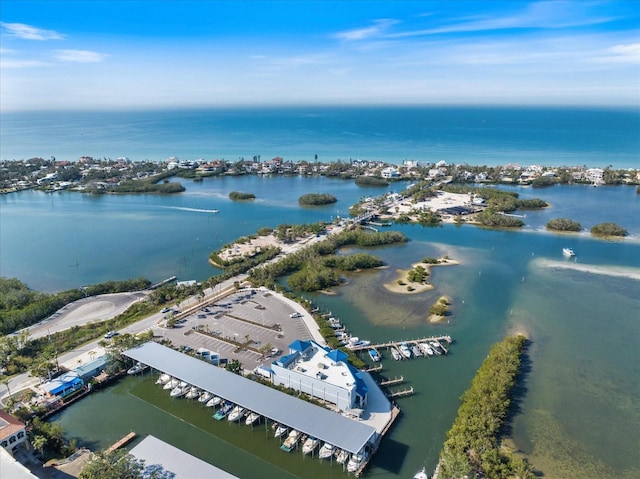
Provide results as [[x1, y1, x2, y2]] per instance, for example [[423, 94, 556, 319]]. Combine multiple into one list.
[[32, 434, 47, 458]]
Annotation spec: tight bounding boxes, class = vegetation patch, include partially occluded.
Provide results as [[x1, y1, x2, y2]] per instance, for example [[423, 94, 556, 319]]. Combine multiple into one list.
[[590, 222, 627, 237], [474, 209, 524, 228], [438, 335, 534, 479], [355, 176, 389, 187], [229, 191, 256, 201], [546, 218, 581, 232], [298, 193, 337, 206]]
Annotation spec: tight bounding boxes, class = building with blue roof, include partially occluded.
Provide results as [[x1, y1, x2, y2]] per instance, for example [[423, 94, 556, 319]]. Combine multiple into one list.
[[271, 339, 368, 412]]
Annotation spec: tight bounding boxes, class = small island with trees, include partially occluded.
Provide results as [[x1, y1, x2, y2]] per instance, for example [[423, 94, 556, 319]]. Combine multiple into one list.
[[546, 218, 582, 232], [229, 191, 256, 201], [384, 256, 458, 295], [298, 193, 337, 206], [590, 222, 628, 237]]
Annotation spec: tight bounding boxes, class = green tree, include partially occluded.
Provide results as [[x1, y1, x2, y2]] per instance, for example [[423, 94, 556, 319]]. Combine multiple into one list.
[[79, 450, 143, 479], [225, 359, 243, 375], [31, 435, 47, 458]]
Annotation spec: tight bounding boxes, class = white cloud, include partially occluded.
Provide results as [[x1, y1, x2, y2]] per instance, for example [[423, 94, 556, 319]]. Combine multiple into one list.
[[333, 19, 399, 41], [1, 22, 64, 40], [591, 43, 640, 64], [0, 58, 50, 68], [54, 49, 109, 63]]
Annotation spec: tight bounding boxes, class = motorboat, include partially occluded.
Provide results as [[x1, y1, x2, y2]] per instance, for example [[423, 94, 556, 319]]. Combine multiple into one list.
[[318, 442, 334, 459], [280, 429, 301, 452], [163, 378, 179, 390], [213, 402, 233, 420], [155, 373, 171, 385], [198, 392, 213, 403], [245, 412, 260, 426], [335, 449, 349, 464], [399, 342, 412, 359], [206, 396, 222, 407], [391, 348, 402, 361], [347, 451, 368, 473], [413, 466, 428, 479], [302, 436, 319, 455], [411, 344, 422, 357], [347, 337, 371, 349], [185, 386, 200, 399], [429, 341, 443, 354], [563, 247, 576, 257], [227, 405, 246, 422], [127, 362, 147, 375], [170, 382, 189, 398], [368, 348, 381, 362], [274, 424, 288, 438], [419, 342, 435, 356]]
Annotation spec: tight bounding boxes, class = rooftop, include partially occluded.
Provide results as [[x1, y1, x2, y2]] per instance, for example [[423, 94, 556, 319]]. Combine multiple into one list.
[[0, 411, 25, 441], [123, 341, 376, 454]]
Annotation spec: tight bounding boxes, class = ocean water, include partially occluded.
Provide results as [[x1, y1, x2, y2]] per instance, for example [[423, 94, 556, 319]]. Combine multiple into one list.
[[1, 106, 639, 167]]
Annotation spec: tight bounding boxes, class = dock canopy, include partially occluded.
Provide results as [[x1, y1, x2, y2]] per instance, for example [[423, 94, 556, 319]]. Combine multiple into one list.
[[123, 342, 376, 454]]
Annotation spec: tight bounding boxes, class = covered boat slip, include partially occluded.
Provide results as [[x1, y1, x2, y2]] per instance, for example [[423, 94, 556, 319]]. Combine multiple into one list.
[[123, 342, 376, 455]]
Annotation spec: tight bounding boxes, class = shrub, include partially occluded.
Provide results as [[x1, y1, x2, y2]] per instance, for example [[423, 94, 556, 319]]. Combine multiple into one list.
[[546, 218, 582, 232], [591, 222, 627, 237], [298, 193, 338, 206]]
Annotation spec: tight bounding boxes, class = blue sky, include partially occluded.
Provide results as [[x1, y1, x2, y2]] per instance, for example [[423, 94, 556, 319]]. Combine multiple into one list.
[[1, 1, 638, 110]]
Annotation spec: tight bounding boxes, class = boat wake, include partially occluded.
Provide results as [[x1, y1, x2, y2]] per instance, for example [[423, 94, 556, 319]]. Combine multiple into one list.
[[533, 258, 640, 281], [159, 206, 219, 214]]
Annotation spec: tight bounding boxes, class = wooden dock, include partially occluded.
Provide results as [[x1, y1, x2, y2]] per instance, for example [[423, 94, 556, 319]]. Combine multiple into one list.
[[355, 404, 401, 477], [386, 386, 414, 399], [379, 375, 404, 386], [362, 363, 383, 373], [349, 335, 453, 353], [106, 432, 136, 453]]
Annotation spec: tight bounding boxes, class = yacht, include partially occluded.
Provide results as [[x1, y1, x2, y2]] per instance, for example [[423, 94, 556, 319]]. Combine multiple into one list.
[[155, 373, 171, 385], [335, 449, 349, 464], [302, 436, 319, 455], [280, 429, 301, 452], [347, 451, 368, 473], [429, 341, 443, 355], [245, 412, 260, 426], [413, 466, 428, 479], [274, 424, 288, 438], [318, 442, 335, 459], [399, 342, 412, 359], [127, 362, 147, 375], [563, 247, 576, 257], [198, 392, 213, 403], [391, 348, 402, 361], [411, 344, 423, 357], [419, 343, 434, 356], [368, 348, 381, 362], [227, 406, 246, 422], [206, 396, 222, 407], [170, 381, 189, 398], [163, 378, 179, 390], [185, 386, 200, 399]]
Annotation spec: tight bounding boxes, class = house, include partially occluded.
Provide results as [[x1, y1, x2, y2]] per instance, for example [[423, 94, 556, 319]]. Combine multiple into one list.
[[41, 371, 84, 398], [380, 167, 400, 179], [0, 411, 27, 455], [270, 339, 368, 412], [73, 355, 109, 381]]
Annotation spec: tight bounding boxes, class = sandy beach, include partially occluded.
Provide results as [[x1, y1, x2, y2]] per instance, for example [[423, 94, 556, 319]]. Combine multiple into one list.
[[383, 258, 459, 294]]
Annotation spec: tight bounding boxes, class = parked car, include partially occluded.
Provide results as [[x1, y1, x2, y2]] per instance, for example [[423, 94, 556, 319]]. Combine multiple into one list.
[[289, 312, 302, 318], [104, 331, 119, 339]]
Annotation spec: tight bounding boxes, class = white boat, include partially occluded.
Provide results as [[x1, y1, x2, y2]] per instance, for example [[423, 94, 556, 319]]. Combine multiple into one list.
[[413, 466, 428, 479], [274, 424, 288, 438], [318, 442, 335, 459], [127, 362, 147, 375], [368, 348, 381, 362], [399, 342, 412, 359], [245, 412, 260, 426], [429, 341, 443, 354], [347, 337, 371, 349], [302, 436, 319, 455], [391, 348, 402, 361], [347, 451, 368, 473], [206, 396, 222, 407], [335, 449, 349, 464], [419, 343, 435, 356], [185, 386, 200, 399], [155, 373, 171, 385], [198, 392, 213, 403], [563, 247, 576, 257], [163, 378, 179, 390], [170, 381, 189, 398], [227, 406, 246, 422], [280, 429, 301, 452], [411, 344, 422, 357]]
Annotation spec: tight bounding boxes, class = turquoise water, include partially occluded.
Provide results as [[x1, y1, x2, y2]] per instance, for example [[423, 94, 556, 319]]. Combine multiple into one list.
[[2, 107, 639, 167], [20, 178, 639, 478]]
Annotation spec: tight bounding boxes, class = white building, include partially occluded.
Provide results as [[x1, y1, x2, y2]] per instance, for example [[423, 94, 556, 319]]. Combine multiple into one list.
[[270, 340, 368, 412], [0, 411, 27, 455]]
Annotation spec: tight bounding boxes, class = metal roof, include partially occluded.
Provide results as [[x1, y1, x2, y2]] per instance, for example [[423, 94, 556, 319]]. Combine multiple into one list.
[[123, 342, 376, 454], [130, 435, 238, 479]]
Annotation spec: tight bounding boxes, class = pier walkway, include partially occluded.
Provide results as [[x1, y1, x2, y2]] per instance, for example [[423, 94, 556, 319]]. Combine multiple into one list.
[[349, 335, 453, 353]]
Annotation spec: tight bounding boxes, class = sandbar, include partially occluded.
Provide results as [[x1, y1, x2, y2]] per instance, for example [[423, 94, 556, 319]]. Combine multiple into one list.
[[383, 258, 459, 294]]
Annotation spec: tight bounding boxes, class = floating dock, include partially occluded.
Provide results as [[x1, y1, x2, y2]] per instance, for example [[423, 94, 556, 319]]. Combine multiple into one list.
[[106, 432, 136, 453], [349, 335, 453, 353]]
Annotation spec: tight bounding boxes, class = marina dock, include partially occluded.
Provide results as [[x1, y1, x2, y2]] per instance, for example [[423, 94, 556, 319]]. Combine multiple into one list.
[[106, 431, 136, 453], [349, 335, 453, 353]]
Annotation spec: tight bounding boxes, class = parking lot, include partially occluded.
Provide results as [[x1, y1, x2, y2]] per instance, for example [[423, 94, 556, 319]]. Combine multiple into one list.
[[157, 288, 316, 368]]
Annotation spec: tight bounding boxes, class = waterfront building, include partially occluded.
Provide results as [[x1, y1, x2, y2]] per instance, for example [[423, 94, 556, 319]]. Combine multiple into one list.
[[270, 339, 368, 412], [0, 447, 38, 479], [40, 371, 84, 399], [73, 355, 108, 381], [0, 411, 27, 455]]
